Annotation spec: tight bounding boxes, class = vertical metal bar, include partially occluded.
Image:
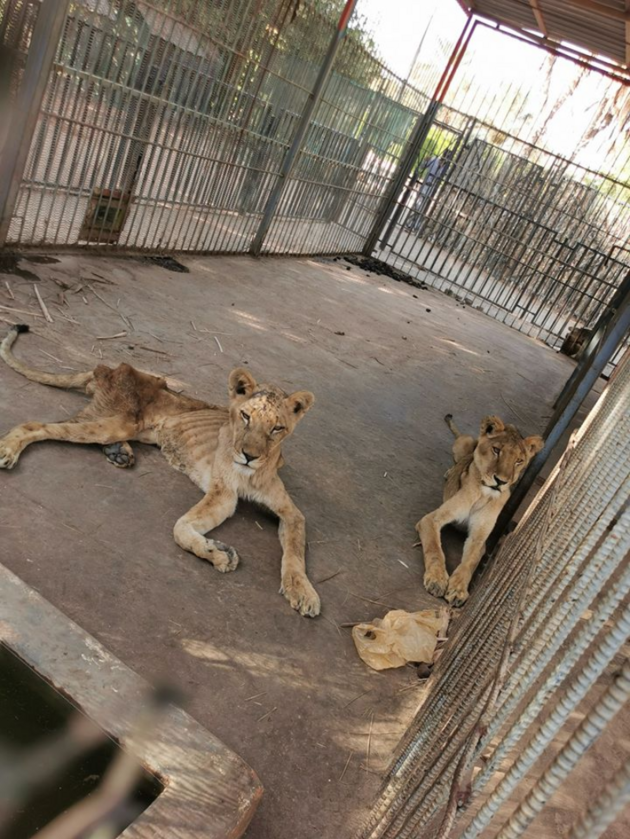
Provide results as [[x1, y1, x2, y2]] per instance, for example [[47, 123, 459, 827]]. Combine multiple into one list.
[[552, 269, 630, 413], [249, 0, 358, 256], [489, 295, 630, 551], [568, 759, 630, 839], [461, 595, 630, 839], [362, 16, 475, 256], [0, 0, 71, 246], [495, 660, 630, 839]]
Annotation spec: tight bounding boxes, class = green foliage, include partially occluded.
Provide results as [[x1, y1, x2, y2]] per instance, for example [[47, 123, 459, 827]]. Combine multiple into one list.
[[413, 126, 452, 170]]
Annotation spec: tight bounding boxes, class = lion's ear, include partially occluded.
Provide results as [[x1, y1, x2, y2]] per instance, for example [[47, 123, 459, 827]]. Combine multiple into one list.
[[228, 368, 257, 400], [285, 390, 314, 423], [480, 415, 505, 437], [524, 435, 544, 458]]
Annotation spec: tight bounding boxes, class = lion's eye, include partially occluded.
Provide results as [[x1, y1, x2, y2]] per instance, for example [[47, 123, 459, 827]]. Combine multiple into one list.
[[516, 459, 523, 465], [272, 425, 285, 434], [241, 411, 250, 425], [492, 447, 501, 456]]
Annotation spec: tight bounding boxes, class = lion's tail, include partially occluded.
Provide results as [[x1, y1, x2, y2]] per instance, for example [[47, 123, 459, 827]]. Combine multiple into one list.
[[1, 324, 94, 390], [444, 413, 461, 438]]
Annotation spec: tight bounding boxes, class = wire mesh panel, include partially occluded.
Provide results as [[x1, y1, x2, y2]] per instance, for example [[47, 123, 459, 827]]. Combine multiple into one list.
[[358, 348, 630, 839], [376, 108, 630, 352], [376, 21, 630, 356], [4, 0, 341, 251], [260, 22, 431, 255], [2, 0, 432, 255], [0, 0, 41, 106], [1, 0, 629, 373]]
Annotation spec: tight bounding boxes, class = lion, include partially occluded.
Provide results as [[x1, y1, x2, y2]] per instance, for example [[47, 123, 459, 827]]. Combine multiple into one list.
[[416, 413, 543, 607], [0, 324, 320, 617]]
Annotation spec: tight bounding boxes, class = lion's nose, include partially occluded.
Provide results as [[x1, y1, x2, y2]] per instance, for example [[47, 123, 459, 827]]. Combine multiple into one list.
[[243, 451, 257, 464], [494, 476, 508, 486]]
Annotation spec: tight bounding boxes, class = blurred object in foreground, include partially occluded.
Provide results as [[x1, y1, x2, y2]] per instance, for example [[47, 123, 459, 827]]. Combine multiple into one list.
[[0, 645, 165, 839]]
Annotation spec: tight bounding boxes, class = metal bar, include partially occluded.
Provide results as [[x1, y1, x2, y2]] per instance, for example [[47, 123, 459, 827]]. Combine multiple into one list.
[[552, 269, 630, 414], [0, 0, 71, 246], [468, 530, 630, 812], [568, 759, 630, 839], [461, 593, 630, 838], [361, 16, 475, 255], [488, 293, 630, 552], [495, 660, 630, 839], [249, 0, 358, 256]]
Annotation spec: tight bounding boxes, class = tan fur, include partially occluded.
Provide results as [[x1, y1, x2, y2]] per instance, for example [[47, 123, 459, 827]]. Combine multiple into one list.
[[416, 413, 543, 607], [0, 326, 319, 617]]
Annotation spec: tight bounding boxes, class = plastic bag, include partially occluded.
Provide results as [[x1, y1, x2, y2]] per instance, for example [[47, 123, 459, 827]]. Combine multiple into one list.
[[352, 608, 449, 671]]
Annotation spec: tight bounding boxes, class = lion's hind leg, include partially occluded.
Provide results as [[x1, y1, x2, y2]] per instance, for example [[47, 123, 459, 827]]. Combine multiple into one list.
[[103, 441, 135, 468], [0, 417, 138, 469]]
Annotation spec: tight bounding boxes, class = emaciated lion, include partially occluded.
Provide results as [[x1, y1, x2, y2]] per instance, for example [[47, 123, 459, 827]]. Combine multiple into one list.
[[416, 413, 543, 607], [0, 325, 320, 617]]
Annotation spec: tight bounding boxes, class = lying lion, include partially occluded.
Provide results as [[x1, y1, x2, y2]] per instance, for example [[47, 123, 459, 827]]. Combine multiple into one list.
[[416, 414, 543, 607], [0, 325, 320, 617]]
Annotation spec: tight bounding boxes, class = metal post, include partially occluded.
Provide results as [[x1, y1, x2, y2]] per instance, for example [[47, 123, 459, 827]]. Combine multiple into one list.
[[361, 15, 475, 256], [249, 0, 358, 256], [488, 289, 630, 552], [552, 269, 630, 415], [0, 0, 71, 246]]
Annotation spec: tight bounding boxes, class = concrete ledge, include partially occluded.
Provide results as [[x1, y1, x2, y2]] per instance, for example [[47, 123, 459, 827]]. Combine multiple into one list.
[[0, 563, 263, 838]]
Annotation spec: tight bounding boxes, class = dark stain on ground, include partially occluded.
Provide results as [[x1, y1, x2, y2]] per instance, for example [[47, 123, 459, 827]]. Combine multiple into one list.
[[22, 255, 60, 265], [140, 255, 190, 273], [0, 253, 60, 280], [0, 253, 41, 280], [323, 253, 430, 291]]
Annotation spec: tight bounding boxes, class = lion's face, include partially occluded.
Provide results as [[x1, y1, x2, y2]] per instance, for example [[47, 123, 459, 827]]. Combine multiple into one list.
[[227, 368, 314, 474], [474, 415, 543, 495]]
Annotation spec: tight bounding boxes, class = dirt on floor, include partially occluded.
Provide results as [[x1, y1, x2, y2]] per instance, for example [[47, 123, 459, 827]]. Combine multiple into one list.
[[0, 251, 612, 838]]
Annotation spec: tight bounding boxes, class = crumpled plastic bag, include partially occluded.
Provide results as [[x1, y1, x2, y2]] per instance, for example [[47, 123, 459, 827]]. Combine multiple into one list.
[[352, 608, 449, 671]]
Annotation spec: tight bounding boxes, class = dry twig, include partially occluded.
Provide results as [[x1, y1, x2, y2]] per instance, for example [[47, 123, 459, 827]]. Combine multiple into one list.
[[34, 285, 53, 322], [96, 332, 127, 341], [339, 751, 354, 782], [257, 707, 277, 723]]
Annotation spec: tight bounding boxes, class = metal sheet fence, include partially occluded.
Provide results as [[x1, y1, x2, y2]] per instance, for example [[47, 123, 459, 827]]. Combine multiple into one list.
[[358, 347, 630, 839]]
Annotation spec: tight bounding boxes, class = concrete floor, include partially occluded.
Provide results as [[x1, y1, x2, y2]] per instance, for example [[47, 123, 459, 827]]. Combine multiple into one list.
[[0, 252, 600, 837]]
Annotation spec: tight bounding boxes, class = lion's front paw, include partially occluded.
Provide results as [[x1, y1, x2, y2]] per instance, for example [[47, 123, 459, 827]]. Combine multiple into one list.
[[207, 539, 240, 573], [424, 563, 449, 599], [280, 573, 321, 617], [0, 440, 20, 470], [445, 572, 470, 607]]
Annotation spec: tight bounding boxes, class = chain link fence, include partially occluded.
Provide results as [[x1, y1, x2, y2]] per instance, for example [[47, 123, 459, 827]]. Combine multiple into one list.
[[358, 346, 630, 839]]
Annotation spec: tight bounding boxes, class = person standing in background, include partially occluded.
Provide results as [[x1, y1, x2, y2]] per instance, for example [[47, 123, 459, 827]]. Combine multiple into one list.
[[406, 147, 454, 232]]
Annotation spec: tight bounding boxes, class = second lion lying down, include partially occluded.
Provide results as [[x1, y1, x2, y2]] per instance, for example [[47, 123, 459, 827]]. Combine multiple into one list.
[[0, 325, 320, 617], [416, 413, 543, 607]]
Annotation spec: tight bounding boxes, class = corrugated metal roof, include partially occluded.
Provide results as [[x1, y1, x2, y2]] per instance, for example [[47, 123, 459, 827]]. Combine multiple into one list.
[[457, 0, 629, 69]]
